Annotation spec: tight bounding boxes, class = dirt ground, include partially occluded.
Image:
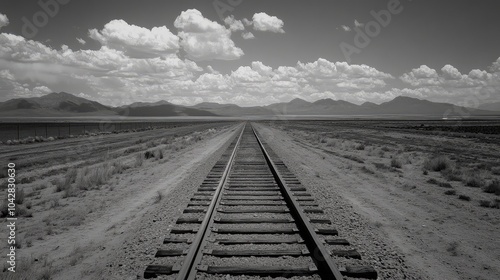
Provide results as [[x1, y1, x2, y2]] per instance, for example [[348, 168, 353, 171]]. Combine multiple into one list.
[[2, 120, 499, 280], [0, 122, 240, 280], [254, 121, 500, 280]]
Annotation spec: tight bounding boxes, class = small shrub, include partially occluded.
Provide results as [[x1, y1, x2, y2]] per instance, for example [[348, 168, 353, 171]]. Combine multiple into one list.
[[491, 199, 500, 209], [326, 139, 336, 147], [144, 150, 155, 159], [479, 200, 491, 208], [492, 167, 500, 175], [444, 190, 456, 195], [66, 168, 77, 184], [360, 166, 375, 175], [458, 195, 471, 201], [343, 154, 364, 163], [446, 241, 459, 256], [156, 149, 164, 160], [483, 180, 500, 195], [438, 182, 453, 189], [441, 168, 462, 181], [424, 155, 451, 172], [390, 158, 402, 168], [465, 175, 483, 188], [423, 170, 428, 175], [427, 178, 439, 185], [15, 188, 25, 204], [356, 144, 365, 150], [134, 153, 144, 167]]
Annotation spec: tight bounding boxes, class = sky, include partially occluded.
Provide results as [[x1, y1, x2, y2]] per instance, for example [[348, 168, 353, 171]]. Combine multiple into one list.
[[0, 0, 499, 107]]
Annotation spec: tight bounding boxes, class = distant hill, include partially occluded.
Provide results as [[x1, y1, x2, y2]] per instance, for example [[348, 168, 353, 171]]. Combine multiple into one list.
[[0, 92, 497, 117], [478, 101, 500, 112], [118, 103, 217, 117], [190, 102, 274, 116], [0, 92, 114, 116], [125, 100, 173, 108]]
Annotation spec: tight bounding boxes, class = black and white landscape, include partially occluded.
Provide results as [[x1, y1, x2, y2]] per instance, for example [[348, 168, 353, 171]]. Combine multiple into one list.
[[0, 1, 499, 280]]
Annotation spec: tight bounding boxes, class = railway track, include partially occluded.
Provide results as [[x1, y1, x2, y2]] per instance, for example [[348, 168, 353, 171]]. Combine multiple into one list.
[[144, 123, 377, 279]]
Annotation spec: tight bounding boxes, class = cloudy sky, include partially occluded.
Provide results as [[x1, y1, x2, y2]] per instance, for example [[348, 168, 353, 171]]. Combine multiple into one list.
[[0, 0, 499, 107]]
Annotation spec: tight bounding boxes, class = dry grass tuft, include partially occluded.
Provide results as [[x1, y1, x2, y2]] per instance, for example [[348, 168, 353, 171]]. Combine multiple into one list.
[[479, 200, 491, 208], [446, 241, 459, 256], [390, 158, 402, 168], [424, 155, 451, 172], [444, 190, 456, 195], [483, 180, 500, 195], [458, 194, 471, 201], [465, 174, 484, 188]]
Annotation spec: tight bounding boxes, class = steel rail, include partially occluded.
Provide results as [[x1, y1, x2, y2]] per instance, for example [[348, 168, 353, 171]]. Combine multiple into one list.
[[251, 124, 345, 280], [175, 123, 246, 280]]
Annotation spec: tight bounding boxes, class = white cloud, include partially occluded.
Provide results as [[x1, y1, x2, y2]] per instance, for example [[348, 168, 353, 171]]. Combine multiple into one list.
[[76, 37, 86, 45], [341, 25, 351, 32], [252, 12, 285, 33], [0, 13, 8, 29], [89, 19, 179, 58], [398, 60, 500, 105], [242, 18, 253, 26], [174, 9, 243, 61], [242, 32, 255, 40], [224, 15, 245, 32]]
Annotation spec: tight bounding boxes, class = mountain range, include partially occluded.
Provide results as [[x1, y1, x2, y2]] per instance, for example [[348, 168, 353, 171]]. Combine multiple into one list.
[[0, 92, 498, 118]]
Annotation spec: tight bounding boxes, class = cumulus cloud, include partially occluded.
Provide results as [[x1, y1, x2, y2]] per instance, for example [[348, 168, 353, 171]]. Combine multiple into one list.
[[398, 60, 500, 105], [89, 19, 179, 58], [400, 64, 496, 88], [174, 9, 243, 60], [0, 32, 203, 103], [354, 19, 364, 28], [224, 15, 245, 32], [341, 25, 351, 32], [76, 38, 86, 45], [242, 32, 255, 40], [0, 13, 8, 29], [252, 12, 285, 33]]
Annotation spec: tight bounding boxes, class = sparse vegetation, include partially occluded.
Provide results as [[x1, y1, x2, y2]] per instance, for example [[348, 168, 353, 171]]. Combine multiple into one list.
[[492, 199, 500, 209], [360, 166, 375, 175], [483, 180, 500, 195], [355, 144, 365, 150], [15, 188, 25, 204], [144, 150, 155, 159], [465, 174, 484, 188], [390, 158, 402, 168], [134, 153, 144, 167], [479, 200, 491, 208], [438, 182, 453, 189], [441, 167, 463, 181], [424, 155, 451, 172], [446, 241, 459, 256], [458, 195, 471, 201], [492, 166, 500, 175], [444, 190, 456, 195]]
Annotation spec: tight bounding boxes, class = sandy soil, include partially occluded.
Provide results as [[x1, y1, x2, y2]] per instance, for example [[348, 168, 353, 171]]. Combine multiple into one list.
[[0, 122, 240, 280], [254, 121, 500, 280]]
